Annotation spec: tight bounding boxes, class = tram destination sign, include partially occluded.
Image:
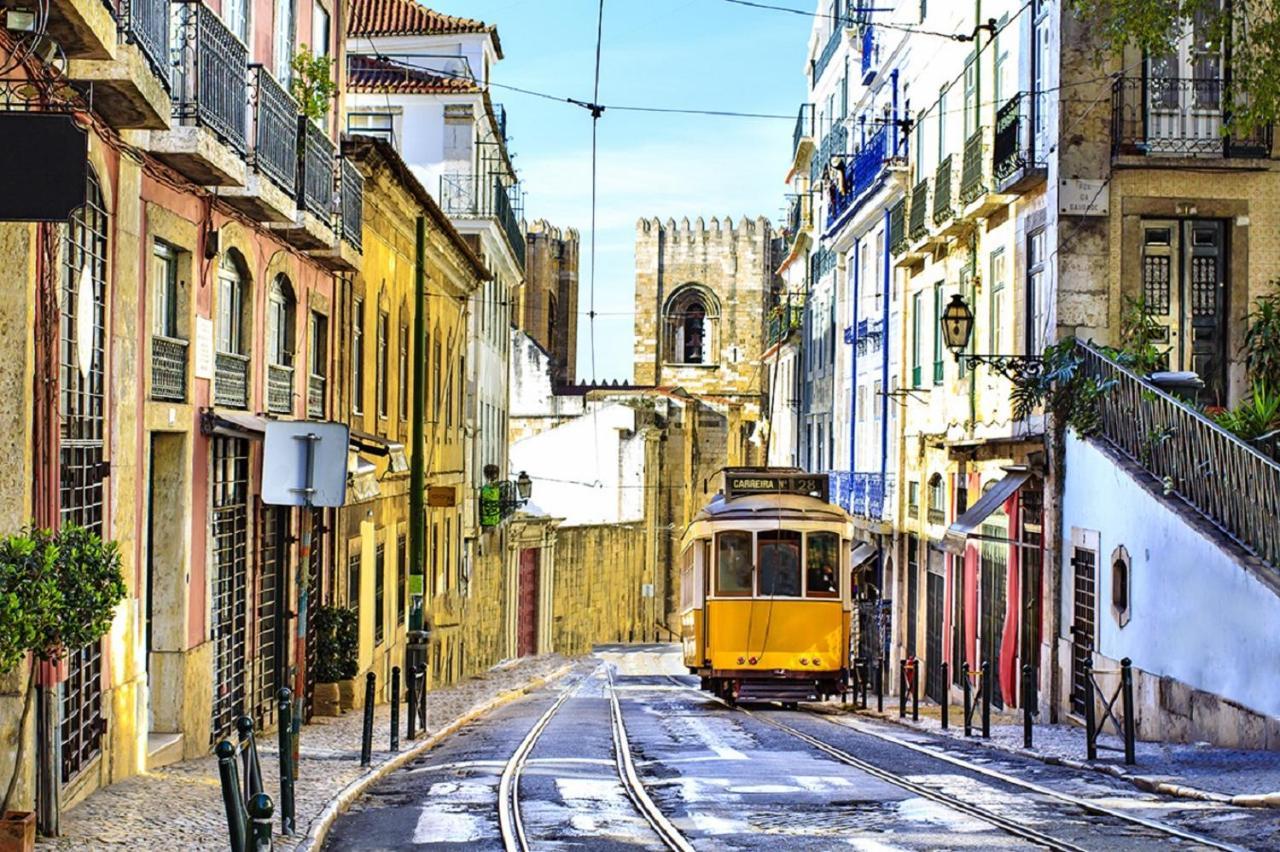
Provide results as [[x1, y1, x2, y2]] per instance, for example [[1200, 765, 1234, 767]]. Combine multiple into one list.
[[724, 470, 829, 499]]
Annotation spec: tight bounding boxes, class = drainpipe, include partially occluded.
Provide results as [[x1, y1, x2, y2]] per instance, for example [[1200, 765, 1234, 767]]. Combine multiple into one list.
[[850, 236, 860, 476], [878, 206, 891, 597]]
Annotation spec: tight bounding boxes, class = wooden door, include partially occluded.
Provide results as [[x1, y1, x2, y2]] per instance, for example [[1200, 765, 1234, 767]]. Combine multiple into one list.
[[518, 548, 539, 657], [1070, 547, 1097, 717]]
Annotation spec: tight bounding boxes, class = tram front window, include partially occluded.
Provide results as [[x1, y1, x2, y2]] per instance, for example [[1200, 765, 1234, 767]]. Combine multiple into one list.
[[806, 531, 840, 597], [758, 530, 802, 597], [716, 531, 753, 595]]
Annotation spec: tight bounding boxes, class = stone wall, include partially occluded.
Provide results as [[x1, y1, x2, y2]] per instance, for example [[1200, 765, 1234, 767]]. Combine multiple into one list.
[[552, 522, 655, 654], [521, 221, 580, 387]]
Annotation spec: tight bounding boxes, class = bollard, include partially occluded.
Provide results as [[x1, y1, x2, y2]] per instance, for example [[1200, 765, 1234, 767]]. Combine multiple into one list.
[[276, 688, 295, 835], [876, 659, 884, 714], [1121, 657, 1136, 765], [215, 740, 249, 852], [860, 660, 869, 709], [235, 716, 263, 799], [963, 667, 972, 737], [1084, 659, 1097, 761], [981, 660, 992, 739], [391, 666, 401, 753], [247, 792, 274, 851], [910, 657, 919, 722], [415, 663, 427, 730], [361, 671, 376, 766], [1022, 664, 1034, 750], [898, 660, 907, 718], [406, 664, 418, 740], [940, 662, 949, 730]]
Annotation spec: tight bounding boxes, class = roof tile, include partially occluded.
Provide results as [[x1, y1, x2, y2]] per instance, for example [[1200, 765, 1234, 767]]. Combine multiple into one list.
[[347, 0, 502, 57]]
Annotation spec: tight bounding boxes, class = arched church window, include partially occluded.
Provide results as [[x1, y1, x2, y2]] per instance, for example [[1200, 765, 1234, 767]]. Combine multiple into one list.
[[664, 285, 720, 366]]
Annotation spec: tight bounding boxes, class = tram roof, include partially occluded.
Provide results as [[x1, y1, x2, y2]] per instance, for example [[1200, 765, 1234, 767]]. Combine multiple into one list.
[[692, 493, 852, 524]]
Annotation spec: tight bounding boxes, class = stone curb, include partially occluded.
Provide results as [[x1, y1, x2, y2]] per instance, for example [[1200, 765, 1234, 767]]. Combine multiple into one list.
[[851, 708, 1280, 810], [292, 661, 577, 852]]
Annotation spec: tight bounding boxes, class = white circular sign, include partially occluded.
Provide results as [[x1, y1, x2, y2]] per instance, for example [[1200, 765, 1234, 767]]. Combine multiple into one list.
[[76, 262, 95, 379]]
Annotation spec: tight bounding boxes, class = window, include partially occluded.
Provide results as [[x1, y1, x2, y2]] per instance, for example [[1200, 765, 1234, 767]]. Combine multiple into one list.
[[397, 533, 407, 624], [347, 549, 360, 614], [352, 298, 364, 414], [310, 1, 329, 56], [216, 256, 244, 354], [993, 16, 1010, 106], [913, 108, 925, 175], [963, 55, 978, 138], [932, 283, 943, 384], [267, 276, 295, 367], [872, 379, 882, 425], [908, 480, 920, 517], [911, 291, 922, 387], [664, 286, 719, 365], [310, 311, 327, 378], [223, 0, 248, 42], [374, 542, 385, 644], [273, 0, 293, 85], [758, 530, 802, 597], [928, 473, 945, 523], [806, 531, 840, 597], [376, 308, 389, 417], [347, 112, 395, 143], [715, 531, 753, 596], [444, 520, 452, 589], [152, 241, 179, 338], [1033, 12, 1050, 140], [1027, 229, 1047, 356], [1111, 546, 1131, 628], [937, 86, 948, 157], [398, 315, 409, 420], [989, 249, 1007, 352]]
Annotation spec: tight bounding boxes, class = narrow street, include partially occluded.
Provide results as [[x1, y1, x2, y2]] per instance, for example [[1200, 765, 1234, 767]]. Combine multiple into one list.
[[324, 646, 1276, 851]]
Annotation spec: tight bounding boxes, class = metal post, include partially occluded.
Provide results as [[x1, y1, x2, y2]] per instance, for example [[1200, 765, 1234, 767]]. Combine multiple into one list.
[[981, 660, 991, 739], [963, 667, 972, 737], [1022, 664, 1033, 749], [416, 662, 427, 730], [876, 659, 883, 713], [390, 666, 401, 752], [215, 741, 248, 852], [910, 657, 919, 722], [940, 662, 949, 730], [361, 671, 376, 765], [247, 793, 274, 851], [235, 716, 263, 799], [406, 664, 418, 740], [409, 216, 427, 634], [860, 660, 868, 709], [277, 688, 295, 835], [898, 659, 906, 718], [1121, 657, 1136, 765], [1084, 659, 1097, 761]]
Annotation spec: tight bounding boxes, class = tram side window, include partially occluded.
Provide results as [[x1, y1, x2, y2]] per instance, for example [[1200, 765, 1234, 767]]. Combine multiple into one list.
[[758, 530, 802, 597], [680, 545, 695, 609], [716, 531, 753, 596], [806, 532, 840, 598]]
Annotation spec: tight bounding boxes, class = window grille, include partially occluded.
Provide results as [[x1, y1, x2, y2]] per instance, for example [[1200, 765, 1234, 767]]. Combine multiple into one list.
[[211, 436, 249, 743]]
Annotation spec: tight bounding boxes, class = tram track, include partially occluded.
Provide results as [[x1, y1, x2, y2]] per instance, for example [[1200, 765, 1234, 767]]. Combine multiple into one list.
[[496, 673, 578, 851]]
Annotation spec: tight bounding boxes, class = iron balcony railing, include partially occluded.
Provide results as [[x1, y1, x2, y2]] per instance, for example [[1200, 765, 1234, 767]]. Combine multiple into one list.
[[959, 127, 989, 206], [888, 196, 906, 255], [793, 104, 814, 158], [338, 158, 363, 249], [298, 117, 336, 220], [932, 154, 954, 225], [767, 298, 803, 345], [1077, 340, 1280, 571], [927, 506, 945, 525], [248, 65, 298, 195], [215, 351, 249, 409], [993, 91, 1040, 182], [150, 335, 187, 401], [813, 22, 843, 84], [267, 363, 294, 414], [1111, 76, 1273, 158], [827, 125, 888, 228], [118, 0, 170, 88], [810, 246, 835, 283], [859, 24, 876, 82], [439, 172, 526, 269], [492, 102, 508, 140], [307, 373, 326, 418], [908, 178, 929, 241], [171, 0, 247, 154]]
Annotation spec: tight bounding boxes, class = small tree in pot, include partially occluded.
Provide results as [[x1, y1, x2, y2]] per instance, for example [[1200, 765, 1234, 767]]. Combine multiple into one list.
[[311, 606, 358, 716], [0, 525, 125, 850]]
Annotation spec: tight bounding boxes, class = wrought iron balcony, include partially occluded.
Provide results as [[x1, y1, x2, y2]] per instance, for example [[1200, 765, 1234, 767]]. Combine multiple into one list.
[[793, 104, 814, 160], [170, 0, 247, 154], [813, 23, 843, 84], [932, 155, 954, 226], [307, 373, 326, 419], [267, 363, 294, 414], [888, 197, 906, 256], [859, 25, 877, 83], [298, 117, 336, 220], [492, 102, 508, 141], [810, 246, 835, 283], [1111, 76, 1273, 158], [993, 92, 1045, 189], [783, 193, 811, 254], [214, 351, 249, 409], [439, 173, 526, 269], [150, 335, 187, 401], [810, 122, 848, 184], [927, 507, 944, 525], [768, 298, 803, 345], [908, 179, 929, 241], [338, 158, 363, 249], [827, 125, 888, 228], [907, 502, 918, 520], [118, 0, 170, 86], [248, 65, 298, 195], [959, 127, 989, 206]]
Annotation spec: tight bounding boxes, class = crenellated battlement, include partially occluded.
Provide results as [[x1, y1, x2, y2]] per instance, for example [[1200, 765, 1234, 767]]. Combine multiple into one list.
[[635, 214, 772, 246]]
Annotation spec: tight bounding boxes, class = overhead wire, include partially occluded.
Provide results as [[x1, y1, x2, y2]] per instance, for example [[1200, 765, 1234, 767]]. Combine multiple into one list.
[[718, 0, 991, 42]]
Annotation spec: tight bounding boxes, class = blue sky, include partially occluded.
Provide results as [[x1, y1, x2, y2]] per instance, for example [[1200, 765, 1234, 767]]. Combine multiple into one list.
[[434, 0, 811, 382]]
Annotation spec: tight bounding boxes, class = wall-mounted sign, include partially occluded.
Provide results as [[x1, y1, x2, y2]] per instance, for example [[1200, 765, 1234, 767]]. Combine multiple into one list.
[[724, 469, 830, 499], [428, 486, 456, 507], [0, 113, 87, 222], [262, 421, 350, 507], [1059, 179, 1110, 217], [194, 316, 214, 379], [641, 583, 654, 598]]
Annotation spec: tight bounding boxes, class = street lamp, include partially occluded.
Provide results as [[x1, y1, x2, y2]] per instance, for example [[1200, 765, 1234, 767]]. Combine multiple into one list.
[[940, 293, 1044, 383], [515, 470, 533, 502]]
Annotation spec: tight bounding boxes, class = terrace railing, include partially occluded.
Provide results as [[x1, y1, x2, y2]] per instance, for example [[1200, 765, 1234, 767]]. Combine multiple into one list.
[[828, 125, 888, 228], [932, 154, 954, 225], [888, 197, 906, 255], [959, 127, 989, 206], [119, 0, 170, 87], [1111, 76, 1273, 159], [439, 172, 525, 268], [793, 104, 814, 158], [249, 65, 298, 195], [171, 0, 247, 153], [339, 158, 364, 249], [908, 179, 929, 241], [298, 117, 336, 220], [267, 363, 294, 414], [307, 373, 326, 419], [1077, 340, 1280, 570], [151, 335, 187, 401], [215, 351, 249, 409], [994, 92, 1037, 182]]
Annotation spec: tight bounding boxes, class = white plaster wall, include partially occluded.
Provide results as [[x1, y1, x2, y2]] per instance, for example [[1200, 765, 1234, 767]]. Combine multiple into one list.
[[1062, 434, 1280, 717]]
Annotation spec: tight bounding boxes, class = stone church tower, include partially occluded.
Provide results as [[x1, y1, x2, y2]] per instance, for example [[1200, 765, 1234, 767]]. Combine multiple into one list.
[[633, 216, 774, 417]]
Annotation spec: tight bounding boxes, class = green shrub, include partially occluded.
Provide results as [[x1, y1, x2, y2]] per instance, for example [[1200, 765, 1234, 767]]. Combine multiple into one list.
[[312, 605, 358, 683]]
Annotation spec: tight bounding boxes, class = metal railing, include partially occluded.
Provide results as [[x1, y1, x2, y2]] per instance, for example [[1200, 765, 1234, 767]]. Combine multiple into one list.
[[993, 92, 1038, 182], [151, 335, 187, 401], [439, 172, 525, 268], [768, 299, 803, 345], [859, 24, 876, 81], [267, 363, 294, 414], [1111, 76, 1273, 158], [492, 102, 507, 140], [927, 507, 944, 525], [171, 0, 247, 154], [828, 125, 887, 228], [793, 103, 814, 157], [932, 154, 954, 225], [298, 117, 336, 220], [338, 158, 363, 249], [888, 197, 906, 255], [959, 127, 988, 206], [249, 65, 298, 195], [307, 373, 325, 418], [813, 23, 843, 84], [810, 122, 848, 184], [119, 0, 170, 87], [215, 351, 249, 409], [908, 179, 929, 241], [1077, 340, 1280, 570]]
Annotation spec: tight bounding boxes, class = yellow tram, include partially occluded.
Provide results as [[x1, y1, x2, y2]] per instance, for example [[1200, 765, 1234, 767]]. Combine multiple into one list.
[[678, 468, 856, 705]]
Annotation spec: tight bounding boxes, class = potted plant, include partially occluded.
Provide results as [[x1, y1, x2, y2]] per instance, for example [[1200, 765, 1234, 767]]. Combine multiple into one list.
[[0, 524, 125, 851], [312, 605, 358, 716]]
